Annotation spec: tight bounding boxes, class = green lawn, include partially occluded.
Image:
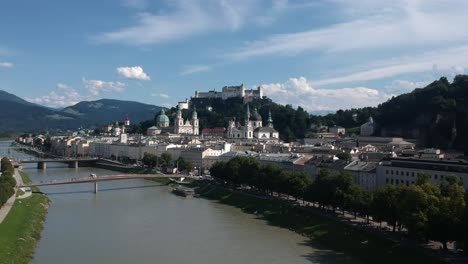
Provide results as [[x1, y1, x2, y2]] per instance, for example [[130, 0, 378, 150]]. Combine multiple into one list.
[[198, 185, 443, 264], [0, 172, 49, 264]]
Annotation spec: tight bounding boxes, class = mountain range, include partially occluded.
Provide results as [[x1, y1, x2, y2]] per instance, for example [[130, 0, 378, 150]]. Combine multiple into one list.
[[0, 90, 162, 132]]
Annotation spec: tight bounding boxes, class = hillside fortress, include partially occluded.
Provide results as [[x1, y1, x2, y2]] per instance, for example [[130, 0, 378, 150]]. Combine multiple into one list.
[[193, 84, 263, 103]]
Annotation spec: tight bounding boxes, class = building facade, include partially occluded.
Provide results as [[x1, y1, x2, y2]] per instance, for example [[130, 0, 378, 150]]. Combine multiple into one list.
[[360, 116, 375, 136], [226, 105, 279, 140], [194, 84, 263, 103], [376, 158, 468, 190]]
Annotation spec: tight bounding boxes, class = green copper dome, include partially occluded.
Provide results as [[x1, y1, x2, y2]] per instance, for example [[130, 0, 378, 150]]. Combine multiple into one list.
[[157, 109, 169, 123]]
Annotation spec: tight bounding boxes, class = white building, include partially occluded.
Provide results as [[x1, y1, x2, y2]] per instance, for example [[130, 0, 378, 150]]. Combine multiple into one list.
[[329, 126, 346, 136], [177, 99, 190, 110], [360, 116, 375, 136], [344, 161, 378, 190], [376, 158, 468, 190], [226, 105, 279, 140], [194, 84, 263, 103], [174, 108, 199, 135]]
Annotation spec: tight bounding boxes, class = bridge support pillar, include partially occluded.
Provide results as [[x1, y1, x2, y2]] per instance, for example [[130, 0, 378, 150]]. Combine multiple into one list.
[[37, 162, 46, 170], [68, 161, 78, 168], [94, 182, 98, 193]]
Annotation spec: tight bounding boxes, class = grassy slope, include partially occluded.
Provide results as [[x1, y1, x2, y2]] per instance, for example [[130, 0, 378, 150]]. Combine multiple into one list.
[[198, 185, 442, 264], [0, 172, 50, 264]]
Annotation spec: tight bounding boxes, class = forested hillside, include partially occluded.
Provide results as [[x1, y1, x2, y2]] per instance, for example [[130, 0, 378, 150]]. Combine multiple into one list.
[[131, 75, 468, 154], [312, 75, 468, 153]]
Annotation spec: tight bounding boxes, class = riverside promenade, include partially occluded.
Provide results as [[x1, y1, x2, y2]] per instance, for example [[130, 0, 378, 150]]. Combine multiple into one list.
[[0, 170, 23, 224]]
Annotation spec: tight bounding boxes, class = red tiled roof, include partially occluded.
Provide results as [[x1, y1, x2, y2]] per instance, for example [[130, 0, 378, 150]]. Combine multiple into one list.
[[202, 127, 226, 133]]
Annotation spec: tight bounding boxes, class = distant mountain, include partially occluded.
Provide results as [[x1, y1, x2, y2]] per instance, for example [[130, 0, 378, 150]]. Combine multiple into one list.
[[0, 90, 54, 131], [0, 90, 163, 132], [56, 99, 162, 128]]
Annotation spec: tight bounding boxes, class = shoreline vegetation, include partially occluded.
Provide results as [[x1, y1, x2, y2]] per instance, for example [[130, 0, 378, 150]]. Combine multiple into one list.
[[0, 170, 50, 264], [196, 184, 441, 264]]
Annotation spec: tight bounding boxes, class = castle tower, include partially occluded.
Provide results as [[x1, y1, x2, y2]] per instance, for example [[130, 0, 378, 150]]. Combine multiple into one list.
[[191, 107, 199, 135]]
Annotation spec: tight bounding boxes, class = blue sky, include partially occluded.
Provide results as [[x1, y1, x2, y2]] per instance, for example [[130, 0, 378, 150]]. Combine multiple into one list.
[[0, 0, 467, 111]]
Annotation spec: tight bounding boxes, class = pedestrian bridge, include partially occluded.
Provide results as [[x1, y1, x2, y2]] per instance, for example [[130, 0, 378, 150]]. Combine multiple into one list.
[[18, 158, 100, 169], [19, 173, 194, 193]]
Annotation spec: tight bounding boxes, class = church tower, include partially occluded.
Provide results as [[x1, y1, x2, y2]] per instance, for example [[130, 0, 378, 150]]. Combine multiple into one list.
[[267, 110, 274, 128], [245, 104, 253, 139], [191, 107, 199, 135], [252, 107, 262, 128], [174, 108, 184, 134]]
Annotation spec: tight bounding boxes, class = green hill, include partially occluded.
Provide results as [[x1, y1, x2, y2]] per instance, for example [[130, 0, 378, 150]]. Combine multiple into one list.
[[313, 75, 468, 153]]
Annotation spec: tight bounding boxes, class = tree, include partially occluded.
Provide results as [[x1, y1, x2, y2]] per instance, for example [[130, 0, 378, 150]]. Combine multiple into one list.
[[285, 172, 311, 201], [159, 153, 172, 166], [256, 163, 282, 194], [210, 161, 227, 182], [372, 185, 405, 231], [428, 177, 465, 250], [177, 157, 193, 172], [336, 152, 352, 161], [142, 153, 158, 168]]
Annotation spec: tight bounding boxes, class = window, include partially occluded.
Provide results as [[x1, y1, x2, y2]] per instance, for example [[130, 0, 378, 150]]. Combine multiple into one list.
[[412, 172, 415, 177], [386, 178, 389, 183], [434, 174, 438, 180], [391, 179, 394, 184], [396, 179, 399, 184], [396, 171, 399, 175], [391, 170, 394, 175], [386, 170, 389, 175], [406, 181, 409, 186], [406, 172, 409, 176]]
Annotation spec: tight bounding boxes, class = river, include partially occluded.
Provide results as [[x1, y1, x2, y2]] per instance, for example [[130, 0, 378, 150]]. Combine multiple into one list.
[[2, 141, 356, 264]]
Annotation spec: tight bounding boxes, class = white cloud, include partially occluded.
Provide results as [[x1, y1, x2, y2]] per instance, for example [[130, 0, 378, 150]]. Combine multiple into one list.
[[26, 83, 84, 108], [384, 80, 429, 94], [0, 62, 13, 68], [95, 0, 283, 45], [180, 64, 212, 76], [226, 0, 468, 60], [311, 45, 468, 86], [116, 66, 150, 80], [83, 79, 126, 96], [261, 77, 391, 111], [151, 93, 170, 98]]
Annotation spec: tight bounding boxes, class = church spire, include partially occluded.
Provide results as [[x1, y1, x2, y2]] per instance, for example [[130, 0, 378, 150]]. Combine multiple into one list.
[[192, 106, 198, 119], [245, 104, 250, 121], [267, 110, 274, 128]]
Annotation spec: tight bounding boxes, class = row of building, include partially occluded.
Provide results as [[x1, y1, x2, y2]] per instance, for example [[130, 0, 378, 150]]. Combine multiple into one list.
[[146, 105, 279, 141], [38, 129, 468, 191]]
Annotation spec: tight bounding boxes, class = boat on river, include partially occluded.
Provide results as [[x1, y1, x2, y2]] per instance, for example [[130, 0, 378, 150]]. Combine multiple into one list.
[[172, 186, 195, 197]]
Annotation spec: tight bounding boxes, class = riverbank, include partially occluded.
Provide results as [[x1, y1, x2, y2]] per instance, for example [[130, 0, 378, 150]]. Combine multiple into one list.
[[197, 185, 443, 264], [0, 171, 50, 264]]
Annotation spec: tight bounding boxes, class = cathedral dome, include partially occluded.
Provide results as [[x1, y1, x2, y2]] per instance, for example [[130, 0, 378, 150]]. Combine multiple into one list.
[[252, 108, 262, 121], [156, 109, 169, 123]]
